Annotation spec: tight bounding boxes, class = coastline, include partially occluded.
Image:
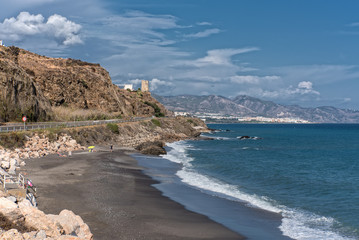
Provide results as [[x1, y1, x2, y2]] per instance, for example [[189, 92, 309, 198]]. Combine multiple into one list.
[[22, 148, 245, 239], [135, 142, 293, 240]]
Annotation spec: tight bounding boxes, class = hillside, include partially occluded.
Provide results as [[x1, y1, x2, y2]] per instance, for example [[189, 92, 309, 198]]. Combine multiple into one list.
[[154, 95, 255, 116], [0, 45, 169, 122], [154, 94, 359, 123], [0, 46, 52, 122]]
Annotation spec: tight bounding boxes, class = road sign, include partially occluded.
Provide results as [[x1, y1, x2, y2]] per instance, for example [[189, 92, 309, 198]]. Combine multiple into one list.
[[22, 116, 27, 122]]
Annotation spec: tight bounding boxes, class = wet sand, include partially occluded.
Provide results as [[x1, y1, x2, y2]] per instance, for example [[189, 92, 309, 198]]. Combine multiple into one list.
[[22, 149, 245, 240]]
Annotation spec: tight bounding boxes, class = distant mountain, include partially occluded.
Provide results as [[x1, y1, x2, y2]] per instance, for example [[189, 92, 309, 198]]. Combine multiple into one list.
[[154, 95, 254, 116], [154, 94, 359, 123]]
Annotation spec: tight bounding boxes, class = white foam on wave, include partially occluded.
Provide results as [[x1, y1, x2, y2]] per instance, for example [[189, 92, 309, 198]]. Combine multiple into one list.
[[163, 141, 354, 240], [165, 141, 194, 166], [176, 168, 282, 213], [201, 134, 232, 140], [280, 210, 355, 240]]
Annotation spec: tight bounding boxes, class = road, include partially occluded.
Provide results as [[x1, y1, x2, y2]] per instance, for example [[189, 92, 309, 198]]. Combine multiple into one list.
[[0, 117, 151, 133]]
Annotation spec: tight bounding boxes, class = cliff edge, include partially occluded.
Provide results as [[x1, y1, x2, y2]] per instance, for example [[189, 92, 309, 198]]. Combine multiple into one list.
[[0, 45, 170, 122]]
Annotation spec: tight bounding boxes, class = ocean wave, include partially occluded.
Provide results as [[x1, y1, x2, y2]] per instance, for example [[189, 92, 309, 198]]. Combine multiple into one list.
[[163, 141, 354, 240], [201, 134, 232, 140], [280, 210, 354, 240], [176, 168, 282, 214]]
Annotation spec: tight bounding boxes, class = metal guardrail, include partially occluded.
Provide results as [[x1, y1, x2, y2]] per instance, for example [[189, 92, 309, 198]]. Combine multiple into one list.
[[0, 172, 38, 206], [0, 117, 152, 133]]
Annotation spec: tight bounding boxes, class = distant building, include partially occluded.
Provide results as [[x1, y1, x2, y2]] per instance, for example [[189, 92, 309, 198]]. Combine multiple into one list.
[[141, 80, 149, 92], [124, 84, 133, 91], [0, 40, 3, 46]]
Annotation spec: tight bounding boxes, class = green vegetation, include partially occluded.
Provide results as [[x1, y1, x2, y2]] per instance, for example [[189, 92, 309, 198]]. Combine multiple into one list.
[[0, 132, 26, 149], [52, 106, 122, 121], [151, 118, 161, 127], [144, 101, 165, 117], [79, 79, 88, 89], [187, 118, 199, 126], [107, 123, 119, 134]]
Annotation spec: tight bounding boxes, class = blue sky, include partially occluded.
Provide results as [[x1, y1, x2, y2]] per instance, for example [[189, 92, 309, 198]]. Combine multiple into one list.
[[1, 0, 359, 109]]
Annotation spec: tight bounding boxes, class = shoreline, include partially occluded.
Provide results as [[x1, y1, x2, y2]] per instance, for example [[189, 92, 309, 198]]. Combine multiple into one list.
[[135, 143, 292, 240], [22, 148, 245, 239]]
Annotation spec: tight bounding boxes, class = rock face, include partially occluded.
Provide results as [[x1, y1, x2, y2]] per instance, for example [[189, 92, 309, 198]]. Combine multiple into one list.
[[0, 45, 170, 122], [135, 141, 166, 155], [0, 46, 52, 122], [15, 47, 169, 117], [61, 117, 209, 149]]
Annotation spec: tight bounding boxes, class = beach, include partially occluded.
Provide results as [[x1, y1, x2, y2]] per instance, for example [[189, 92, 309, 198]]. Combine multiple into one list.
[[22, 148, 244, 240]]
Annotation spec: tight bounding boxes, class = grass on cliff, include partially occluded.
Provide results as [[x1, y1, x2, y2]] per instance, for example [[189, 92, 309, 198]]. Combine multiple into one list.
[[144, 101, 165, 117], [52, 106, 122, 121], [151, 118, 161, 127], [107, 123, 119, 134], [0, 132, 26, 149]]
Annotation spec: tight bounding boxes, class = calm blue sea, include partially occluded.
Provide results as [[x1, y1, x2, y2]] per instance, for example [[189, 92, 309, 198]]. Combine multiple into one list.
[[136, 124, 359, 240]]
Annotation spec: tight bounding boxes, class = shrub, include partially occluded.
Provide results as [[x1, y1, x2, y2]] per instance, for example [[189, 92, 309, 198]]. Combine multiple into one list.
[[0, 132, 26, 149], [107, 123, 119, 134], [144, 101, 165, 117], [151, 118, 161, 127]]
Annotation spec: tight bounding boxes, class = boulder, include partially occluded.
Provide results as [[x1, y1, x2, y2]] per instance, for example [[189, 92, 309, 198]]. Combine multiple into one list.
[[0, 197, 18, 209], [136, 141, 166, 155], [10, 158, 18, 168], [48, 209, 93, 240], [0, 197, 23, 224], [1, 161, 10, 169], [0, 229, 24, 240], [239, 136, 250, 140], [18, 201, 63, 238]]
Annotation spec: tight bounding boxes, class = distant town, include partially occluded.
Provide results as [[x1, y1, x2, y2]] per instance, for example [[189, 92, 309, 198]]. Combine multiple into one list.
[[174, 112, 311, 123]]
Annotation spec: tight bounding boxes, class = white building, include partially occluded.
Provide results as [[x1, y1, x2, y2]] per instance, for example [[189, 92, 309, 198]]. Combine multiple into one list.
[[0, 40, 3, 46], [124, 84, 133, 91]]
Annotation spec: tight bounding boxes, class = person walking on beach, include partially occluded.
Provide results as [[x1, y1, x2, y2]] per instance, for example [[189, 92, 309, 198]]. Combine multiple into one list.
[[110, 145, 113, 152]]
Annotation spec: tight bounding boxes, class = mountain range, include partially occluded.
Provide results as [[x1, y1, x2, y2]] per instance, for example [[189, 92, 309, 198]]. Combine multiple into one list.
[[154, 94, 359, 123]]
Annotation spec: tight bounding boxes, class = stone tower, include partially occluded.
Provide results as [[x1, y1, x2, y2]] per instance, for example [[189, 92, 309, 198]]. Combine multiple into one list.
[[141, 80, 149, 92]]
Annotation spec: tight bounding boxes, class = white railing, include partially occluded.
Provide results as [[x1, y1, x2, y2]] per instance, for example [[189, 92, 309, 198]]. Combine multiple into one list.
[[0, 172, 37, 206]]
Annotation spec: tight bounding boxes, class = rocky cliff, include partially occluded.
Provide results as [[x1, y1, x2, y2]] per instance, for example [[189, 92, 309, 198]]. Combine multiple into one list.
[[0, 46, 52, 122], [0, 45, 170, 122]]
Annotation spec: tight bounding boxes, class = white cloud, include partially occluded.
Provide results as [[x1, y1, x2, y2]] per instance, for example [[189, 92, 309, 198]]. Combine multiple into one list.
[[348, 22, 359, 27], [0, 12, 82, 46], [239, 81, 320, 102], [185, 28, 221, 39], [295, 81, 320, 95], [272, 65, 359, 84], [298, 81, 313, 90], [150, 78, 174, 91], [197, 22, 212, 26], [195, 48, 259, 66], [230, 75, 280, 84], [88, 10, 181, 47], [46, 14, 82, 45]]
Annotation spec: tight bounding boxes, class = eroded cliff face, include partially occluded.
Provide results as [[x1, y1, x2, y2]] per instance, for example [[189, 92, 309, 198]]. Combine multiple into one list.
[[16, 47, 169, 117], [0, 45, 170, 122], [0, 46, 52, 122]]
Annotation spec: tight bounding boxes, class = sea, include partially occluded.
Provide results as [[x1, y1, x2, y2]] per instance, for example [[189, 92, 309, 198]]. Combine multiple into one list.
[[134, 124, 359, 240]]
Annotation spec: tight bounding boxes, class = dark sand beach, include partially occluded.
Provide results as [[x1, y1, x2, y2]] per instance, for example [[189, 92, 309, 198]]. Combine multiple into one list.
[[22, 149, 245, 240]]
